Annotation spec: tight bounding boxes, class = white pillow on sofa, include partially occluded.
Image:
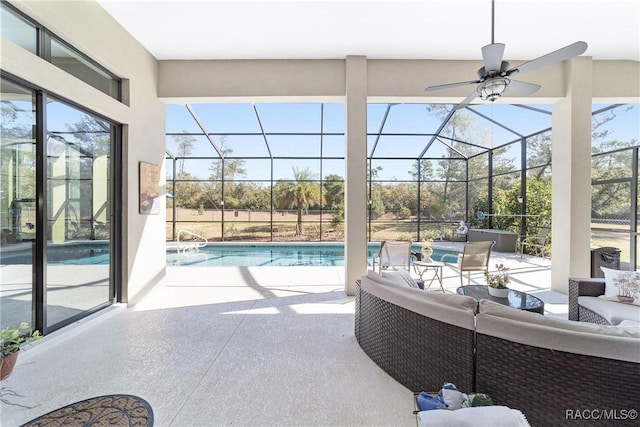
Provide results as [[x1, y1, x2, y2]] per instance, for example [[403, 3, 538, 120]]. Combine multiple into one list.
[[600, 267, 640, 306], [417, 406, 530, 427], [381, 269, 420, 289]]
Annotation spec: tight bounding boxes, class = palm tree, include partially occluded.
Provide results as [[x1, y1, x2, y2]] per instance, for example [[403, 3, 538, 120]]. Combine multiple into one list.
[[280, 166, 325, 236]]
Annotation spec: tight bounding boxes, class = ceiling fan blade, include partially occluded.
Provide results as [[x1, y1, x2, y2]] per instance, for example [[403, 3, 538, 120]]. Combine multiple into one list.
[[424, 80, 481, 93], [506, 41, 588, 76], [454, 90, 480, 110], [481, 43, 506, 72], [507, 79, 541, 96]]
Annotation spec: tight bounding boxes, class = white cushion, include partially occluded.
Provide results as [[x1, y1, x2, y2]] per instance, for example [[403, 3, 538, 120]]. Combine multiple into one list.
[[380, 268, 419, 288], [618, 319, 640, 331], [600, 267, 640, 306], [480, 299, 640, 338], [417, 406, 530, 427], [579, 296, 640, 325], [477, 300, 640, 363], [361, 272, 477, 330], [365, 270, 408, 289]]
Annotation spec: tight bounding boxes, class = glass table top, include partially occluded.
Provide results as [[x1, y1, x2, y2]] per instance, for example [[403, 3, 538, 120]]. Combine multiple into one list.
[[456, 285, 545, 312]]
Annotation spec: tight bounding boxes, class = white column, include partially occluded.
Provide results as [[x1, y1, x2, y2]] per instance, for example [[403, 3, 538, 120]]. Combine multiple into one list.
[[344, 56, 368, 296], [551, 56, 593, 292]]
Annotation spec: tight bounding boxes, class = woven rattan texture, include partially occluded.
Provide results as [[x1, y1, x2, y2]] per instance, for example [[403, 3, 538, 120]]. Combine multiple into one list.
[[578, 306, 611, 324], [568, 278, 608, 323], [354, 281, 361, 340], [476, 333, 640, 427], [355, 283, 474, 393]]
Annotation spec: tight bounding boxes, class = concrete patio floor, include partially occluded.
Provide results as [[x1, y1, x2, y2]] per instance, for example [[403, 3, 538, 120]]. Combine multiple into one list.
[[1, 248, 561, 426]]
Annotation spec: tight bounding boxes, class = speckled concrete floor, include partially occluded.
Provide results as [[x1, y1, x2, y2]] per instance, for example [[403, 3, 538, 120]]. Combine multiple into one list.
[[1, 267, 416, 427], [1, 254, 560, 426]]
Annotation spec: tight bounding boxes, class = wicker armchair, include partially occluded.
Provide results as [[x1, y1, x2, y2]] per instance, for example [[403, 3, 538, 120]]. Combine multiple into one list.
[[568, 277, 610, 324]]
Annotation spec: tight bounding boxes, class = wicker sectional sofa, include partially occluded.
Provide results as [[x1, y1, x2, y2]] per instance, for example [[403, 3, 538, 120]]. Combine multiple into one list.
[[355, 271, 477, 393], [356, 271, 640, 427]]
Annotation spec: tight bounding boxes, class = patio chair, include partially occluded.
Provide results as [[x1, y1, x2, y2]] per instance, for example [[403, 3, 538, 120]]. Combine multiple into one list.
[[519, 227, 550, 258], [446, 241, 495, 285], [372, 240, 412, 273]]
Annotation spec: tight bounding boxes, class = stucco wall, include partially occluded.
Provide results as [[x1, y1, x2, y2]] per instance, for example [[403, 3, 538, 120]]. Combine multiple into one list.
[[3, 0, 167, 305]]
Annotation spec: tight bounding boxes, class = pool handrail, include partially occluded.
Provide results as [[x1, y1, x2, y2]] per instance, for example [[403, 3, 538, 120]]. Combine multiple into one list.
[[172, 230, 208, 254]]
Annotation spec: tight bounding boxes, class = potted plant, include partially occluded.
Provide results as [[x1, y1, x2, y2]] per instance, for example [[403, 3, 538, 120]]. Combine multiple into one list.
[[421, 239, 433, 261], [1, 322, 41, 381], [485, 263, 510, 298]]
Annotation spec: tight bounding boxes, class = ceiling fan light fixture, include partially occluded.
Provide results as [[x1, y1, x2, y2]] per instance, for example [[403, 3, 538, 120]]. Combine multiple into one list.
[[477, 77, 510, 101]]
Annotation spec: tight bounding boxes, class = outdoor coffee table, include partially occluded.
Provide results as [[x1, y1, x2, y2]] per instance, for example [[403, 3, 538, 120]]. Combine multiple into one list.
[[456, 285, 545, 314]]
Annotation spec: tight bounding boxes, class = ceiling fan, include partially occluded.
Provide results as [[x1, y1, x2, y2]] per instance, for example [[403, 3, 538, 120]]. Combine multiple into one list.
[[424, 0, 588, 109]]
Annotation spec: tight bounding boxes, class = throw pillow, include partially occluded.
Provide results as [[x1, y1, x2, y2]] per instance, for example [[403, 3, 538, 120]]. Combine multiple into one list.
[[380, 270, 410, 288], [380, 269, 420, 289], [600, 267, 640, 306], [396, 268, 420, 289]]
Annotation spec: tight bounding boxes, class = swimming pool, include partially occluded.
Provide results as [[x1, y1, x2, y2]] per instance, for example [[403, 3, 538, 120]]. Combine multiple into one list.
[[0, 242, 111, 265], [168, 244, 350, 267], [0, 242, 460, 267], [167, 243, 460, 267]]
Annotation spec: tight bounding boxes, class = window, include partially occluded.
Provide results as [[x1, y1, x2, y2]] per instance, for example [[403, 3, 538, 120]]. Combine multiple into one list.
[[0, 1, 121, 100]]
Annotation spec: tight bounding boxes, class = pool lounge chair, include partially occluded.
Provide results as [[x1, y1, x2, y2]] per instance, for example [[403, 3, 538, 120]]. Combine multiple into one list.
[[372, 240, 412, 273], [519, 227, 550, 258], [446, 241, 495, 285]]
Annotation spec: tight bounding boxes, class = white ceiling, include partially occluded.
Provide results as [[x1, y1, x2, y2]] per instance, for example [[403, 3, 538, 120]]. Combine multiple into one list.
[[97, 0, 640, 62]]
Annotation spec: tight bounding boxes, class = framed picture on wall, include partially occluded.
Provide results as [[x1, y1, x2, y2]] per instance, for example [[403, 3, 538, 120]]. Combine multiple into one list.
[[139, 161, 161, 215]]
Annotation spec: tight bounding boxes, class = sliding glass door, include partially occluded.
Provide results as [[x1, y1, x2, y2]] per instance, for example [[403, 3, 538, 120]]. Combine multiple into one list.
[[45, 99, 113, 328], [1, 76, 119, 334], [0, 79, 36, 329]]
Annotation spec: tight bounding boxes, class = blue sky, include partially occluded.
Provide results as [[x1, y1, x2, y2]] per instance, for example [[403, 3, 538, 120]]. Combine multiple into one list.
[[161, 102, 638, 182]]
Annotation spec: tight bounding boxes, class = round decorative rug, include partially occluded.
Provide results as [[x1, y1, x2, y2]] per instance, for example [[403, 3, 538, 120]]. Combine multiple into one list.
[[21, 394, 153, 427]]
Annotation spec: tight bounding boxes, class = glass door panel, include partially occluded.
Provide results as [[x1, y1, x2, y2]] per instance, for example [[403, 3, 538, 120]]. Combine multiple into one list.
[[0, 79, 36, 329], [46, 99, 111, 328]]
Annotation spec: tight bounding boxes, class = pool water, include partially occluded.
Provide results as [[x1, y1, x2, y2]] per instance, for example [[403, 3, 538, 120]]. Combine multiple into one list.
[[427, 249, 459, 264], [167, 244, 461, 267], [0, 242, 111, 265], [0, 242, 460, 267], [168, 244, 385, 267]]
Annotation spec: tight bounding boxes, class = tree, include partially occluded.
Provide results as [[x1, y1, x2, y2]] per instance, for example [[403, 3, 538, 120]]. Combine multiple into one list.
[[173, 133, 195, 176], [590, 105, 638, 220], [525, 132, 552, 179], [591, 142, 634, 219], [276, 167, 325, 236], [323, 174, 344, 208], [379, 182, 418, 217], [67, 114, 111, 156], [410, 159, 435, 181], [1, 103, 36, 202], [491, 178, 551, 234], [424, 104, 488, 220], [209, 135, 247, 181], [331, 203, 344, 228], [174, 172, 211, 209], [238, 183, 270, 210]]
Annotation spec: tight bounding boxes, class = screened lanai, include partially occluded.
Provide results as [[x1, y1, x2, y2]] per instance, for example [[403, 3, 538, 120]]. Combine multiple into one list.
[[165, 102, 639, 267]]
